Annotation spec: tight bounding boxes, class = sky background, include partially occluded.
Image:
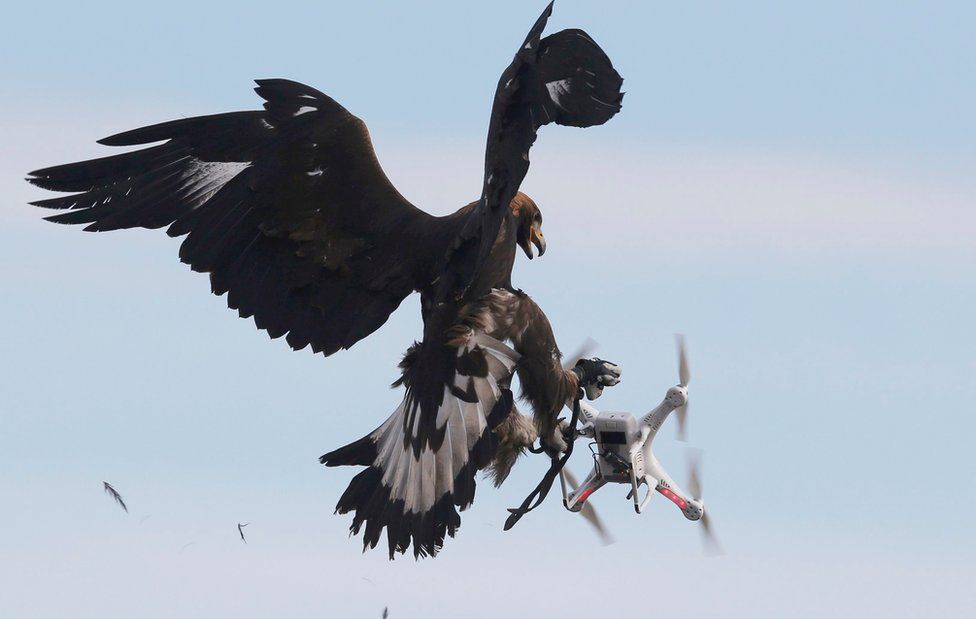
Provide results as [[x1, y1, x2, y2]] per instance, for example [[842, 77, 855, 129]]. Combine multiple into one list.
[[2, 1, 974, 617]]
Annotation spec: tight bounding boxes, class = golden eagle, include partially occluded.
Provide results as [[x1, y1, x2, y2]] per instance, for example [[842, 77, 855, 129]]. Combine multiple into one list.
[[26, 2, 624, 558]]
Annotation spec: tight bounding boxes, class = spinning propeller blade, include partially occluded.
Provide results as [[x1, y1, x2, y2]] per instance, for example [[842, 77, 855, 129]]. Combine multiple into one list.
[[675, 334, 691, 441], [563, 468, 614, 545], [675, 402, 689, 442], [687, 449, 702, 499], [699, 512, 722, 557], [677, 334, 691, 387], [562, 337, 599, 370], [687, 449, 724, 556]]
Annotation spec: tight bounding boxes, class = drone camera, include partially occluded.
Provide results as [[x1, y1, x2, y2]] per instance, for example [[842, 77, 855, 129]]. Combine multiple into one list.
[[597, 430, 627, 445]]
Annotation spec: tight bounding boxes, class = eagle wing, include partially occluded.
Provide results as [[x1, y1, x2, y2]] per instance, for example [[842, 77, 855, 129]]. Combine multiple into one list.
[[440, 1, 624, 300], [27, 79, 451, 356]]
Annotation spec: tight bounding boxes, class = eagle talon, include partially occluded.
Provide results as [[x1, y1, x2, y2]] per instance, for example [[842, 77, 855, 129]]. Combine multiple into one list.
[[572, 357, 622, 401], [540, 418, 570, 456]]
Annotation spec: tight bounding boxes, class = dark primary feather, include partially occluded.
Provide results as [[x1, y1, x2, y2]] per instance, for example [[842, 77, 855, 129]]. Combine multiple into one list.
[[27, 80, 464, 356], [102, 481, 128, 513]]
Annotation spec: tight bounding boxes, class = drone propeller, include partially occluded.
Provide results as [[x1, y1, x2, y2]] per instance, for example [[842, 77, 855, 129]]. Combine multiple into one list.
[[562, 337, 599, 371], [675, 334, 691, 441], [563, 468, 614, 545], [677, 334, 691, 387], [675, 402, 689, 442], [687, 449, 723, 556]]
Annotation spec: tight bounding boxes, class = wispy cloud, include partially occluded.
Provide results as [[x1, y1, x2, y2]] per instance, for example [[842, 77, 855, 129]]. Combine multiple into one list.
[[380, 138, 976, 261], [9, 109, 973, 265]]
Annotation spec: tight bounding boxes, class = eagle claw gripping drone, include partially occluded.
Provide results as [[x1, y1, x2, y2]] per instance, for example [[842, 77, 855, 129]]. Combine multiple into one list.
[[560, 336, 721, 552]]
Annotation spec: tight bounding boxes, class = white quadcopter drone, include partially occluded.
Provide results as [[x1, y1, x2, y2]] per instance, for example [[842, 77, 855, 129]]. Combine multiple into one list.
[[559, 336, 721, 552]]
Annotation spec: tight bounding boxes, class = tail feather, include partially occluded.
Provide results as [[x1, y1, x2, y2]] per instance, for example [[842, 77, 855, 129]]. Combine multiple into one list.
[[320, 434, 376, 467], [321, 334, 519, 559]]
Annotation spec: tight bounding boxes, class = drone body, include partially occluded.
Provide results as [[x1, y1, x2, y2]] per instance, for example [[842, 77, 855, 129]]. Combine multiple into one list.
[[558, 338, 720, 551], [561, 392, 701, 520]]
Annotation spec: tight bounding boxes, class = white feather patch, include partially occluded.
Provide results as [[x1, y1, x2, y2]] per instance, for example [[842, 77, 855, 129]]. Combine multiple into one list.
[[179, 159, 250, 208], [545, 79, 574, 111], [368, 333, 520, 514]]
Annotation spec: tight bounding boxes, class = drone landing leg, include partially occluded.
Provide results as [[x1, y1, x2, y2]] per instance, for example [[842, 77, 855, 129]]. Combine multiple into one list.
[[631, 473, 658, 513]]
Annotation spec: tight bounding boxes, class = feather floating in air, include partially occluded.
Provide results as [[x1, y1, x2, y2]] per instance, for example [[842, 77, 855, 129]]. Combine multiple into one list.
[[102, 481, 127, 513]]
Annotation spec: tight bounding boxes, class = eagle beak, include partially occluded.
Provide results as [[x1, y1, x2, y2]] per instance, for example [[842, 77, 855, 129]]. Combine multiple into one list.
[[531, 225, 546, 257], [519, 223, 546, 259]]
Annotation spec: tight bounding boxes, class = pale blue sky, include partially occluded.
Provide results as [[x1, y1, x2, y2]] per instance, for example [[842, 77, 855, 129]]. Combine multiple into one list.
[[2, 1, 974, 618]]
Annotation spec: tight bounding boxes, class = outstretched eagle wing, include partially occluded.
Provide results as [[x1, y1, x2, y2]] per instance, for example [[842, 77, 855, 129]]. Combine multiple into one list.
[[27, 79, 452, 356], [441, 1, 624, 300]]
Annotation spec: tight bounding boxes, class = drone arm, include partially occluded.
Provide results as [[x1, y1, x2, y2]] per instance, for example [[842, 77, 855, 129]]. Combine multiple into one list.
[[561, 466, 605, 513], [563, 397, 598, 437], [642, 452, 699, 519], [639, 399, 676, 439]]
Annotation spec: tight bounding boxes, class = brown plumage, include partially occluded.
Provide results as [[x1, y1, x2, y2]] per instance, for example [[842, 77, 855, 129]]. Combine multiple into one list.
[[26, 2, 622, 558]]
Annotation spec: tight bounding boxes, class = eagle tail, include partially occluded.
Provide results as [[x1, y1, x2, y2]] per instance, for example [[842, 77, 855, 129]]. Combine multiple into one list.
[[321, 334, 520, 559]]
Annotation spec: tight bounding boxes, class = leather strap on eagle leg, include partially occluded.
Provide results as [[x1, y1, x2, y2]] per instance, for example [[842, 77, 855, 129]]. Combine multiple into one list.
[[502, 390, 582, 531]]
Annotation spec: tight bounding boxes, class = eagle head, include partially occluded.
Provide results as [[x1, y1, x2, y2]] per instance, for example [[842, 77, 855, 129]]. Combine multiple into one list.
[[511, 192, 546, 259]]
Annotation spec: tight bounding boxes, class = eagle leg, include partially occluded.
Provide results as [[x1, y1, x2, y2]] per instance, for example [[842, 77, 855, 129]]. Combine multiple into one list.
[[487, 403, 537, 487]]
